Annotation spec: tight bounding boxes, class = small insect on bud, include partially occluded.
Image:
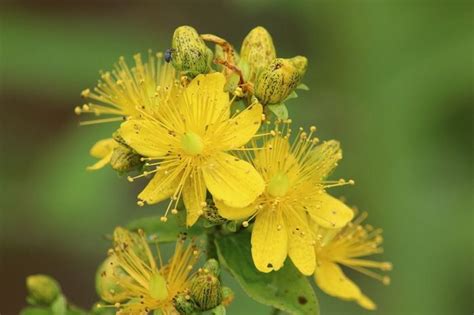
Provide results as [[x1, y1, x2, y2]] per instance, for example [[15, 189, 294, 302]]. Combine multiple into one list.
[[95, 256, 130, 304], [26, 274, 61, 305], [240, 26, 276, 82], [109, 144, 143, 173], [171, 25, 213, 77], [164, 48, 174, 63], [173, 291, 199, 315], [254, 57, 307, 105], [190, 259, 223, 311]]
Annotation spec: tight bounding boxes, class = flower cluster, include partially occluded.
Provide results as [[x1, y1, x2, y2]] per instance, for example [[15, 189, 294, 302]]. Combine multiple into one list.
[[74, 25, 391, 313]]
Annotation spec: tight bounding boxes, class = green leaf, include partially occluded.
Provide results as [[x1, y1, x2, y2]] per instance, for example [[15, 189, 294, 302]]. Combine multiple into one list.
[[296, 83, 309, 91], [20, 307, 53, 315], [215, 231, 319, 315], [267, 103, 289, 120], [127, 213, 204, 243]]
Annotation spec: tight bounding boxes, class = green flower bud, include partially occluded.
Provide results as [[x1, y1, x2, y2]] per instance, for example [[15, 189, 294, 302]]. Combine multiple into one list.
[[110, 144, 143, 173], [190, 260, 223, 311], [221, 286, 235, 307], [95, 256, 130, 304], [254, 58, 305, 105], [173, 292, 199, 315], [26, 274, 61, 305], [171, 25, 213, 77], [203, 258, 220, 276], [240, 26, 276, 82]]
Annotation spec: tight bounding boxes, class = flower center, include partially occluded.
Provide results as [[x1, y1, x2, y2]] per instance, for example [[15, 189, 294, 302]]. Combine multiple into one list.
[[267, 172, 290, 197], [149, 273, 168, 300], [181, 132, 204, 155]]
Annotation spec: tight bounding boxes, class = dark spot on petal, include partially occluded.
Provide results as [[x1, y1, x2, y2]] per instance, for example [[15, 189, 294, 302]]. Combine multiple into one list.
[[267, 263, 273, 268], [298, 296, 307, 305]]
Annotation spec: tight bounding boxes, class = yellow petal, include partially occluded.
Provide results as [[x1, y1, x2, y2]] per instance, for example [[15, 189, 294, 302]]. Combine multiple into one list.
[[120, 118, 173, 157], [307, 192, 354, 229], [310, 140, 342, 181], [251, 209, 288, 273], [285, 207, 316, 275], [182, 170, 206, 227], [87, 151, 113, 171], [214, 198, 258, 220], [357, 293, 377, 310], [89, 138, 118, 158], [181, 73, 230, 125], [138, 169, 179, 205], [202, 152, 264, 207], [216, 102, 263, 150], [314, 259, 361, 300]]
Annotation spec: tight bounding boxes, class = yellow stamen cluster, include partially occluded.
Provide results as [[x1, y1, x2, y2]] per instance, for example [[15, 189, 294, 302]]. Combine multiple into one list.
[[314, 212, 392, 310], [75, 50, 176, 125], [97, 228, 199, 315]]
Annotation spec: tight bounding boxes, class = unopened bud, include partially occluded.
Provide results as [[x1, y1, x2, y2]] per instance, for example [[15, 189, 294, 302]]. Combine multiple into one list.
[[110, 144, 143, 173], [171, 26, 213, 77], [203, 258, 220, 277], [289, 55, 308, 77], [26, 274, 61, 305], [240, 26, 276, 82], [254, 57, 306, 105], [173, 292, 199, 315], [95, 256, 130, 303], [190, 260, 223, 311]]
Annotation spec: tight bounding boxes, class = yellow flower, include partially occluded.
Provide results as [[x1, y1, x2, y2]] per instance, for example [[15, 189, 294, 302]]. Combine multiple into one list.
[[75, 51, 176, 170], [75, 51, 176, 124], [120, 72, 265, 226], [98, 227, 200, 315], [214, 121, 354, 275], [313, 212, 392, 310]]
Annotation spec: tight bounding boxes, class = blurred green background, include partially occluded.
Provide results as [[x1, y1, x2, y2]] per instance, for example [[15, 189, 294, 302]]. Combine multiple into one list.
[[1, 1, 472, 314]]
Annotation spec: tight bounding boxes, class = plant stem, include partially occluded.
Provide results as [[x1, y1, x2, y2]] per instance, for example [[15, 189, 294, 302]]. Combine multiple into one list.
[[206, 228, 218, 260]]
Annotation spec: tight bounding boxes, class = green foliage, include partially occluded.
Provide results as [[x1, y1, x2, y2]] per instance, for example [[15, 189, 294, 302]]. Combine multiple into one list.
[[126, 213, 204, 243], [216, 231, 319, 315], [20, 308, 52, 315]]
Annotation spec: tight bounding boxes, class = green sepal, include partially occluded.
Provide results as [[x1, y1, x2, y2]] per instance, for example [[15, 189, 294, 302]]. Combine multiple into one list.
[[266, 103, 289, 120], [237, 59, 250, 82], [224, 72, 241, 93], [215, 231, 319, 315], [297, 83, 309, 91], [285, 91, 298, 101]]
